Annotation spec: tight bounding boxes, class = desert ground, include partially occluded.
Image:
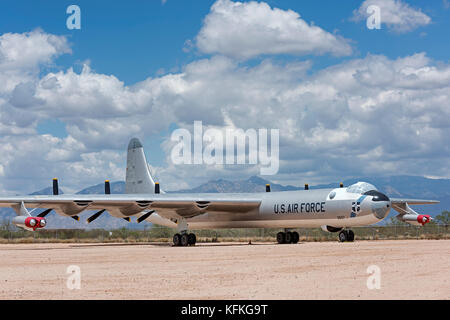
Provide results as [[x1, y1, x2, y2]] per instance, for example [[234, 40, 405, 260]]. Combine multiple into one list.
[[0, 240, 448, 300]]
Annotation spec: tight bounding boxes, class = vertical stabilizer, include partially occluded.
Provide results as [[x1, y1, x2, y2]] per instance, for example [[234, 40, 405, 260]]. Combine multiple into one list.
[[125, 138, 156, 194]]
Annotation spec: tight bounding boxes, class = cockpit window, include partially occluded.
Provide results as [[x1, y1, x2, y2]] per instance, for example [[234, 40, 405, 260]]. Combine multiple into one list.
[[363, 190, 390, 202], [346, 182, 377, 194]]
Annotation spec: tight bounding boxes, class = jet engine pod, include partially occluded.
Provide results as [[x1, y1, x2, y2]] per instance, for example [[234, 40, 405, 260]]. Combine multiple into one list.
[[398, 214, 433, 226], [12, 216, 47, 231]]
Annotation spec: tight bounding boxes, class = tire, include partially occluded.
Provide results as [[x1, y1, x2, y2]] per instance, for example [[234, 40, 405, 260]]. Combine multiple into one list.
[[181, 234, 189, 246], [276, 232, 285, 244], [338, 231, 347, 242], [285, 232, 293, 243], [188, 233, 197, 246], [173, 234, 181, 246], [347, 230, 355, 242], [292, 231, 299, 244]]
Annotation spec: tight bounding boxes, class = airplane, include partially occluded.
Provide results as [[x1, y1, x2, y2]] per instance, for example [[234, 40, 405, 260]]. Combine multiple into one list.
[[0, 138, 439, 246]]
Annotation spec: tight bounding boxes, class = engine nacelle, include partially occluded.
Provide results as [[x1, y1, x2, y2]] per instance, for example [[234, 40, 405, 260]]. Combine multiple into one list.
[[12, 216, 47, 231], [398, 214, 432, 226]]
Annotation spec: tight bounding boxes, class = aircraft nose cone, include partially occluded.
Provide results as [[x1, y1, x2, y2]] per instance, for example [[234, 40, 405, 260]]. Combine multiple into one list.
[[363, 190, 391, 219]]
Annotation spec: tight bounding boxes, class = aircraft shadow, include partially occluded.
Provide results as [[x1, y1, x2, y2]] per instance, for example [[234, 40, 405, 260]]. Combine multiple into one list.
[[1, 242, 302, 250]]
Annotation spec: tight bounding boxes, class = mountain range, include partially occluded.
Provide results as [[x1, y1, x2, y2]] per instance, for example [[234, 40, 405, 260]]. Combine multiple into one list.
[[1, 175, 448, 229]]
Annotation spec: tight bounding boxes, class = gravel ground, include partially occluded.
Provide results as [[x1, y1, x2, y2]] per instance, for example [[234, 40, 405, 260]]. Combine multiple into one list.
[[0, 240, 448, 300]]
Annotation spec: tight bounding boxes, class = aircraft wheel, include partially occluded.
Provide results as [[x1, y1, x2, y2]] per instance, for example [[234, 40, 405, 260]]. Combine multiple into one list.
[[285, 232, 293, 244], [181, 233, 189, 247], [276, 232, 285, 244], [292, 231, 299, 244], [173, 233, 181, 246], [338, 231, 347, 242], [347, 230, 355, 242], [188, 233, 197, 246]]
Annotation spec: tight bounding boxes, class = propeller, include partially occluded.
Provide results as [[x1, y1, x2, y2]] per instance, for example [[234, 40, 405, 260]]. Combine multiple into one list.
[[86, 180, 111, 223], [105, 180, 111, 194], [53, 178, 59, 195], [123, 217, 131, 222], [35, 179, 58, 219], [37, 208, 53, 218], [87, 209, 106, 224], [137, 210, 155, 223]]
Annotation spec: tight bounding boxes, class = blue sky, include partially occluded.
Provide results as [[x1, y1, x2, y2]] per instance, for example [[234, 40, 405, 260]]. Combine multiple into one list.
[[0, 0, 449, 193], [2, 0, 449, 85], [4, 0, 450, 138]]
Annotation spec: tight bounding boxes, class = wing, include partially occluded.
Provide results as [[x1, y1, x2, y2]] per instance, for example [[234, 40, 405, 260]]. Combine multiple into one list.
[[0, 194, 261, 221], [390, 198, 440, 205], [389, 198, 439, 226], [390, 198, 439, 214]]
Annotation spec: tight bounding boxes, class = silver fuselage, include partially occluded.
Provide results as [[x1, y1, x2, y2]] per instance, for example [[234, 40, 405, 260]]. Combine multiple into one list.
[[148, 187, 391, 230]]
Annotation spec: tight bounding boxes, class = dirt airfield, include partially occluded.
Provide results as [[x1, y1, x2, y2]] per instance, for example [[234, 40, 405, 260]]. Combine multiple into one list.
[[0, 240, 448, 300]]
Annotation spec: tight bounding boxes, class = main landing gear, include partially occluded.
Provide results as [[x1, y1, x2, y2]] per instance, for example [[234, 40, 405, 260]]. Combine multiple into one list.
[[276, 231, 299, 244], [338, 230, 355, 242], [173, 233, 197, 246]]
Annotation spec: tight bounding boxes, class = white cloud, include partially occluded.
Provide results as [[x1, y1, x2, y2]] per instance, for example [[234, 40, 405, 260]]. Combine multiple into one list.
[[144, 53, 450, 187], [195, 0, 352, 60], [352, 0, 431, 33], [0, 29, 71, 95], [0, 29, 449, 193], [0, 29, 70, 71]]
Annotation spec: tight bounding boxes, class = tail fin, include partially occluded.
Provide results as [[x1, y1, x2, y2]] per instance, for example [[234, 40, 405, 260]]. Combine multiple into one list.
[[125, 138, 157, 194]]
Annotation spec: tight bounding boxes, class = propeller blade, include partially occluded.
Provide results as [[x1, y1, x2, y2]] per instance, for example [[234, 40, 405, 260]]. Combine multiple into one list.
[[123, 217, 131, 222], [53, 178, 59, 195], [71, 216, 80, 221], [87, 209, 106, 224], [37, 208, 52, 218], [137, 210, 155, 224], [105, 180, 111, 194]]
